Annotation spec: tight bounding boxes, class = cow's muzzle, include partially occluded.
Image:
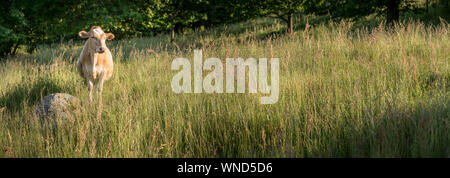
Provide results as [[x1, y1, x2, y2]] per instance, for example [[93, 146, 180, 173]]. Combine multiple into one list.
[[96, 47, 106, 53]]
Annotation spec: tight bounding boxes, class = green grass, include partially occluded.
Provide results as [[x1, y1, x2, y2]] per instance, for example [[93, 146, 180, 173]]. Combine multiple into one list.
[[0, 17, 449, 158]]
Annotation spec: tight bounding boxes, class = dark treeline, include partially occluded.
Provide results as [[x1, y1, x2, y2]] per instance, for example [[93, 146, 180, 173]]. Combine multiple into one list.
[[0, 0, 448, 58]]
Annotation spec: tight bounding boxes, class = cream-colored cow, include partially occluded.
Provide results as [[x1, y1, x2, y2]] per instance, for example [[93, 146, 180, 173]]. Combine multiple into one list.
[[77, 26, 114, 103]]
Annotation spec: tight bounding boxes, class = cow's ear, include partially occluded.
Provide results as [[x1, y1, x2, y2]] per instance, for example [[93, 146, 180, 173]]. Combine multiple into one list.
[[105, 33, 115, 40], [78, 31, 89, 38]]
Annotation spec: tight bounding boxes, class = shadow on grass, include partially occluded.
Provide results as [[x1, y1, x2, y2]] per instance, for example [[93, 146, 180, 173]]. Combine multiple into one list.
[[0, 77, 65, 112], [327, 94, 449, 158]]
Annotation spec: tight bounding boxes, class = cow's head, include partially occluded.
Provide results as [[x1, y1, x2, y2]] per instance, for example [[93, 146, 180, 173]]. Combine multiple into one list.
[[78, 26, 114, 53]]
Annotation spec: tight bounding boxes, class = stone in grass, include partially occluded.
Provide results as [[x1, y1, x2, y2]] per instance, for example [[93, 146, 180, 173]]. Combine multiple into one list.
[[35, 93, 83, 125]]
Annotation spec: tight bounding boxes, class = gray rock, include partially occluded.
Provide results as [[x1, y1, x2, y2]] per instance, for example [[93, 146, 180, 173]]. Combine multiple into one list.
[[35, 93, 83, 122]]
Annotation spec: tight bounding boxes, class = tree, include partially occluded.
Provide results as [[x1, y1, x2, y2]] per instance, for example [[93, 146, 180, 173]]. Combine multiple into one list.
[[258, 0, 324, 35], [0, 0, 149, 58], [259, 0, 304, 35], [0, 0, 26, 57], [0, 0, 75, 57], [149, 0, 208, 42]]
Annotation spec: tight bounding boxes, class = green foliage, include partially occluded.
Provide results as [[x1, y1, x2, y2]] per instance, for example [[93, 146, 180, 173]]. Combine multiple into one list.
[[0, 0, 145, 57], [321, 0, 430, 22], [0, 0, 257, 57], [0, 1, 26, 57], [0, 0, 448, 58]]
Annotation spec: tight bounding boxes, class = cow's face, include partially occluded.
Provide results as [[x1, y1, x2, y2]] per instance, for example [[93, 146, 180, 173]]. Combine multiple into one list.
[[79, 26, 114, 53]]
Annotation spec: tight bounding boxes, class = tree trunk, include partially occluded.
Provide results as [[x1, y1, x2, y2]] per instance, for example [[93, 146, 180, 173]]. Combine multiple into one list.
[[386, 0, 400, 25], [288, 13, 294, 35], [170, 27, 175, 43], [27, 44, 36, 54], [12, 42, 20, 55]]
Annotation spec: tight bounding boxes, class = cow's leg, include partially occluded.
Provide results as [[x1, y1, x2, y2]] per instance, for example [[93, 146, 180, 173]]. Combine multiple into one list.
[[92, 54, 98, 80], [88, 80, 94, 103], [97, 77, 104, 102]]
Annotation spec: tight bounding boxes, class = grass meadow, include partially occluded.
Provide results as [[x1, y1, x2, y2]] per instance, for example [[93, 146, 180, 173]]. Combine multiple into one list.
[[0, 17, 448, 158]]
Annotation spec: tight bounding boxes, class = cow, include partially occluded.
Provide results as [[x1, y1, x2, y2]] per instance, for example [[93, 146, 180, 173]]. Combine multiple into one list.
[[77, 26, 115, 103]]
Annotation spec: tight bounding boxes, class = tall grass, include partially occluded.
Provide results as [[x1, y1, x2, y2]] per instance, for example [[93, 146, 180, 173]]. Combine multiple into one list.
[[0, 17, 448, 157]]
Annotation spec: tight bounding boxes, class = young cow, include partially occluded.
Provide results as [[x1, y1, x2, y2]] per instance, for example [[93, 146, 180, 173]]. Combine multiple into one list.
[[77, 26, 115, 103]]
